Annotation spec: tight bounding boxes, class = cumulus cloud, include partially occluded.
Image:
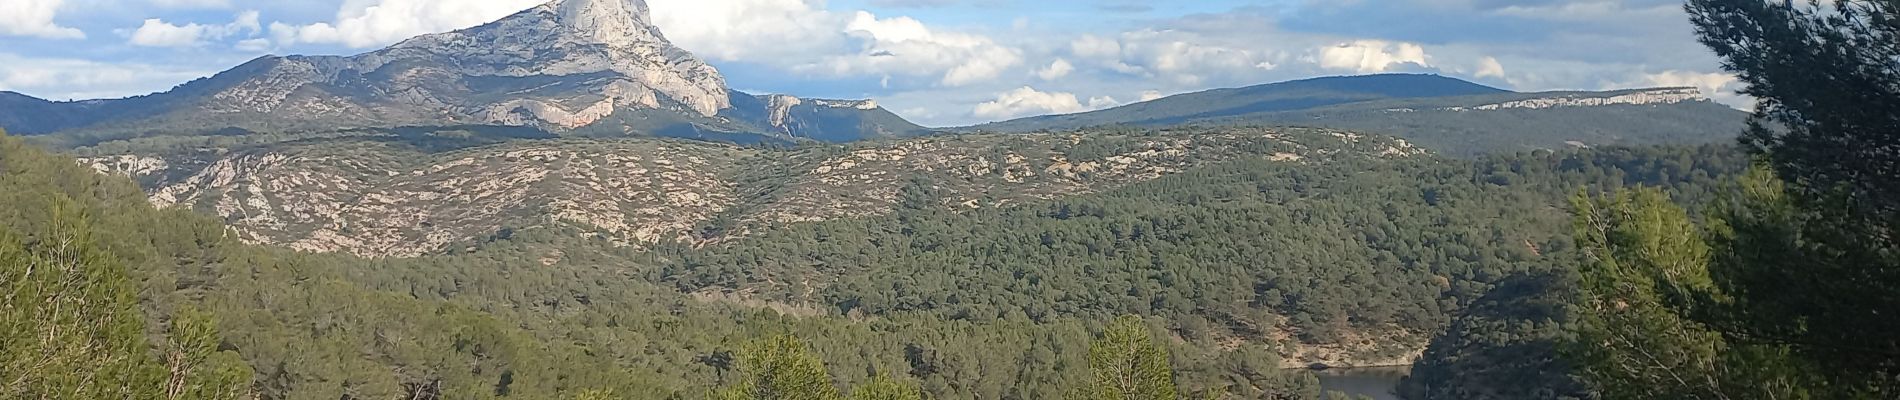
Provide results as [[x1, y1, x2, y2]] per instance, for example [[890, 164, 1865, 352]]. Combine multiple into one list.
[[274, 0, 542, 48], [1, 0, 85, 39], [1138, 90, 1165, 102], [1639, 69, 1748, 108], [1035, 59, 1074, 80], [1476, 56, 1505, 78], [801, 11, 1022, 86], [972, 86, 1087, 119], [649, 0, 843, 61], [1318, 40, 1431, 73], [1071, 34, 1122, 59], [1066, 28, 1285, 87], [128, 10, 261, 48]]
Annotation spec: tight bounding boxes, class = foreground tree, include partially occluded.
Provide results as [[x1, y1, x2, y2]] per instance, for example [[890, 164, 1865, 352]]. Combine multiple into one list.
[[1072, 315, 1177, 400], [1569, 188, 1815, 399], [708, 335, 843, 400], [708, 335, 924, 400], [0, 202, 252, 399], [1685, 0, 1900, 391]]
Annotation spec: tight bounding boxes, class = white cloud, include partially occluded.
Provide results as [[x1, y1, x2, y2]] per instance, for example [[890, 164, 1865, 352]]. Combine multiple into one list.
[[649, 0, 842, 62], [1639, 69, 1749, 108], [1318, 40, 1431, 73], [1139, 90, 1165, 102], [1071, 34, 1122, 59], [0, 0, 85, 39], [1476, 56, 1505, 78], [235, 38, 272, 52], [802, 11, 1022, 87], [1035, 59, 1074, 80], [1087, 95, 1120, 109], [151, 0, 232, 9], [972, 86, 1086, 119], [129, 19, 204, 47], [1066, 29, 1284, 87], [277, 0, 543, 48], [1641, 70, 1736, 92], [127, 11, 261, 48]]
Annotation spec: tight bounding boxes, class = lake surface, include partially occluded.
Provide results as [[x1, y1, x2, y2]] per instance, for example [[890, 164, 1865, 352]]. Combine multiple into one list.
[[1314, 366, 1410, 400]]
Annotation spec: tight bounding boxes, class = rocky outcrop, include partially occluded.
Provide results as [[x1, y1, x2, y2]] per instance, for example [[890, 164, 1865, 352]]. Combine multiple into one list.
[[364, 0, 730, 117], [1448, 88, 1707, 111]]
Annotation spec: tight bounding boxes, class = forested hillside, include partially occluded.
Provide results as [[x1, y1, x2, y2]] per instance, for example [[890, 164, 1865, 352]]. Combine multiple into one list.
[[660, 143, 1750, 367], [4, 130, 1329, 399], [1, 121, 1756, 398]]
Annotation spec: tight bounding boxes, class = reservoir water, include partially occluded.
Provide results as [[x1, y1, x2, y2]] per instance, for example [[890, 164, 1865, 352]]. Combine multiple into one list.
[[1313, 366, 1410, 400]]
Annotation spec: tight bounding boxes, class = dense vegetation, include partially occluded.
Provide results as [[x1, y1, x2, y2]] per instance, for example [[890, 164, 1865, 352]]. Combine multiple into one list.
[[661, 144, 1748, 360], [1, 120, 1763, 399], [3, 130, 1344, 399], [1396, 272, 1589, 400]]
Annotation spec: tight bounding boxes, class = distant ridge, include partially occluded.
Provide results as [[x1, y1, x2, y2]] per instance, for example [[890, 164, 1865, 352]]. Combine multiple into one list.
[[967, 74, 1510, 132], [968, 74, 1747, 156]]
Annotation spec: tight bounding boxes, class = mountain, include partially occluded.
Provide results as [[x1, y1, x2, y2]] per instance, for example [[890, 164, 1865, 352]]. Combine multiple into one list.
[[969, 74, 1749, 156], [0, 0, 930, 145]]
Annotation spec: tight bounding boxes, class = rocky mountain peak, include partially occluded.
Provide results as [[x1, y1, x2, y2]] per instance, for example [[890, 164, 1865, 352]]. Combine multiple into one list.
[[0, 0, 929, 142], [362, 0, 729, 117], [553, 0, 660, 46]]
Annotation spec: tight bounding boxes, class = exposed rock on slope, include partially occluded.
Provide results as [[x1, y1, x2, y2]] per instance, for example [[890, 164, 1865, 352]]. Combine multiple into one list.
[[84, 127, 1421, 257], [1446, 88, 1707, 111]]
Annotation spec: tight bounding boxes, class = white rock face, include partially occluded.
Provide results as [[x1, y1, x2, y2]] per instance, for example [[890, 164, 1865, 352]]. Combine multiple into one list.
[[371, 0, 730, 116], [766, 95, 803, 128], [81, 155, 169, 177], [813, 99, 880, 110], [1448, 88, 1707, 112], [763, 95, 884, 130]]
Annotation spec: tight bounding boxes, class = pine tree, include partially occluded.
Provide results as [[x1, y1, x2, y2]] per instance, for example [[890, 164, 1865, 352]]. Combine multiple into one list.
[[161, 308, 255, 400], [1568, 187, 1820, 398], [847, 375, 923, 400], [1686, 0, 1900, 391], [1, 202, 165, 399], [708, 335, 844, 400], [1081, 315, 1177, 400]]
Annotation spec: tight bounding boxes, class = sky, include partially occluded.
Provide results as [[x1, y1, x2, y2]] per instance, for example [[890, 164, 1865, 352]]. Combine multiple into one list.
[[0, 0, 1747, 127]]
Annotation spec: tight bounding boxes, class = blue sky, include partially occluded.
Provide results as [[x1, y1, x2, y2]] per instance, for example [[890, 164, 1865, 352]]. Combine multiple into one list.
[[0, 0, 1744, 127]]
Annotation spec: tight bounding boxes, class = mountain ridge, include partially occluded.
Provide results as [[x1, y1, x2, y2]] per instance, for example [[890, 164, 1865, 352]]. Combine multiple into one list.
[[0, 0, 929, 145], [967, 74, 1748, 156]]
